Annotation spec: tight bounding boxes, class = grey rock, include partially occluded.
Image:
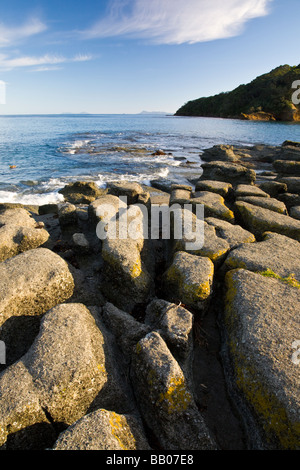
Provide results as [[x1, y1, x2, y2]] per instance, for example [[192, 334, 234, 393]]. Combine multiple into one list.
[[0, 248, 74, 328], [195, 180, 233, 197], [235, 201, 300, 241], [201, 161, 256, 185], [162, 251, 214, 312], [131, 331, 216, 450], [234, 184, 270, 198], [236, 196, 287, 214], [290, 206, 300, 220], [52, 409, 151, 450], [59, 181, 105, 204], [224, 232, 300, 281], [224, 269, 300, 449], [205, 217, 255, 249]]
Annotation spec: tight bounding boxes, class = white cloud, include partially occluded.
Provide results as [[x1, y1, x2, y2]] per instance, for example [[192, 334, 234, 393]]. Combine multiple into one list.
[[0, 53, 93, 71], [0, 18, 47, 46], [84, 0, 273, 44]]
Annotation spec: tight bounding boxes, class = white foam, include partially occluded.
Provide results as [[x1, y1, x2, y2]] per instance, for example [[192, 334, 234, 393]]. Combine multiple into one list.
[[0, 190, 64, 205]]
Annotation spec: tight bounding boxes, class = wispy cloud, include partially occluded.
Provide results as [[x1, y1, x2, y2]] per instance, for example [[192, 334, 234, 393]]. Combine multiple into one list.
[[0, 53, 93, 71], [0, 17, 47, 47], [83, 0, 273, 44]]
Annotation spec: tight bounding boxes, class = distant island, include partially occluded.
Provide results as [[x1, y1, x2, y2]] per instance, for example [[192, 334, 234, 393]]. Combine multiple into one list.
[[175, 64, 300, 122]]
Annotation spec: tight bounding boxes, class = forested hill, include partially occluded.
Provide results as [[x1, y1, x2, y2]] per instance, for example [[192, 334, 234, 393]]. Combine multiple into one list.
[[175, 65, 300, 121]]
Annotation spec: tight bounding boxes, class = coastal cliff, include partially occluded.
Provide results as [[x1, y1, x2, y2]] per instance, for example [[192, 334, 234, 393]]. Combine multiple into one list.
[[175, 64, 300, 122]]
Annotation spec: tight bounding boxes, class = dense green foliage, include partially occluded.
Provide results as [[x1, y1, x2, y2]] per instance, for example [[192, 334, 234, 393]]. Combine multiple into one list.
[[175, 65, 300, 120]]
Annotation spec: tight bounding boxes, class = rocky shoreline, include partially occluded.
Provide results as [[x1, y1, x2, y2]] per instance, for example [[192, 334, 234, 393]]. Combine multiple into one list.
[[0, 140, 299, 450]]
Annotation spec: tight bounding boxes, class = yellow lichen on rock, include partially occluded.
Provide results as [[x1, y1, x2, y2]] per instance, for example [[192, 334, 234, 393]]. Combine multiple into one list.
[[158, 376, 192, 414]]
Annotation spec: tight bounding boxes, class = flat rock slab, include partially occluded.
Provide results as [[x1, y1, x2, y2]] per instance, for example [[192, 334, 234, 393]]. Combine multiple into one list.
[[235, 201, 300, 241], [190, 191, 234, 222], [0, 208, 38, 228], [195, 180, 233, 197], [162, 251, 214, 312], [52, 409, 151, 450], [205, 217, 255, 249], [131, 331, 216, 450], [0, 248, 74, 327], [224, 269, 300, 449], [235, 184, 270, 198], [236, 196, 287, 214], [224, 232, 300, 281], [201, 161, 256, 186]]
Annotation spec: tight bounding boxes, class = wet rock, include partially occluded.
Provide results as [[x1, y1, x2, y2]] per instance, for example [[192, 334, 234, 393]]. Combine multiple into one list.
[[59, 181, 105, 204], [52, 409, 151, 450], [131, 331, 216, 450], [234, 201, 300, 241], [224, 232, 300, 281], [162, 251, 214, 312], [224, 269, 300, 449]]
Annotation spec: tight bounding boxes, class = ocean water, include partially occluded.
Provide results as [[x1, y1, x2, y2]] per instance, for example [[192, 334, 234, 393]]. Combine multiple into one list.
[[0, 113, 300, 205]]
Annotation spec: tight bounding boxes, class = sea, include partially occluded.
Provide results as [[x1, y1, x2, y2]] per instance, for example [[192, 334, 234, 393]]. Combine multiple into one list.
[[0, 113, 300, 205]]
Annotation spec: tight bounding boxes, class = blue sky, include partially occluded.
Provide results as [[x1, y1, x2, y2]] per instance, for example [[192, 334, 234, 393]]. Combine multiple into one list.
[[0, 0, 299, 114]]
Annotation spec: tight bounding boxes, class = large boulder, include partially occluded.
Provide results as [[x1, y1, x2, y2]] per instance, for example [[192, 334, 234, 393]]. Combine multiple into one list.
[[200, 161, 256, 186], [277, 177, 300, 194], [234, 201, 300, 241], [0, 248, 74, 328], [224, 269, 300, 449], [162, 252, 214, 313], [224, 232, 300, 281], [131, 331, 216, 450], [52, 409, 151, 450], [22, 303, 130, 426], [258, 181, 287, 198]]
